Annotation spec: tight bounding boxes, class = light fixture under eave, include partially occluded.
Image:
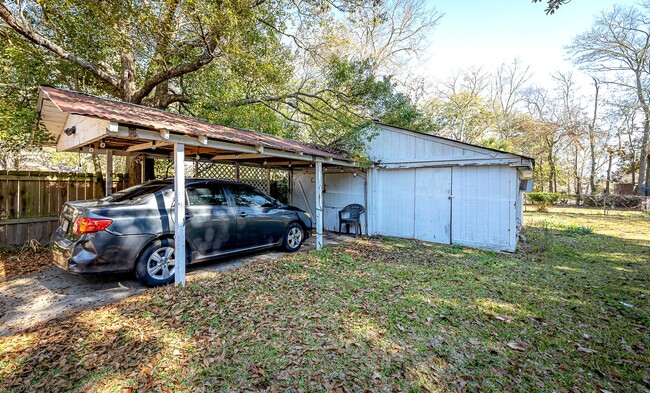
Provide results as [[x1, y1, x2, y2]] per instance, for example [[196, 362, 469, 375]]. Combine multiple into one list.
[[99, 139, 106, 149], [151, 141, 156, 150]]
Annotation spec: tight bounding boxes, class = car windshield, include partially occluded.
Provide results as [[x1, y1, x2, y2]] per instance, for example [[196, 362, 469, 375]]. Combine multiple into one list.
[[100, 182, 170, 202]]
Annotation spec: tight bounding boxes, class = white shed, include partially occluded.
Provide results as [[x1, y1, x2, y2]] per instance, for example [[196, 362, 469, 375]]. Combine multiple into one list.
[[291, 123, 534, 252]]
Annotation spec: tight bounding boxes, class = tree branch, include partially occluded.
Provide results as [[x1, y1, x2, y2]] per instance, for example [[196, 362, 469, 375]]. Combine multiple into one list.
[[131, 54, 215, 104], [0, 4, 120, 90]]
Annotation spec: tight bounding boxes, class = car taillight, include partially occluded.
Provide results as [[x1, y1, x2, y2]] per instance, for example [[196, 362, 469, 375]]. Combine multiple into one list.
[[72, 217, 113, 234]]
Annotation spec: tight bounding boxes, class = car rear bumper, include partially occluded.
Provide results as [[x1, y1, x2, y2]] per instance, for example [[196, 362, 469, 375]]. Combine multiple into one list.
[[50, 227, 153, 274]]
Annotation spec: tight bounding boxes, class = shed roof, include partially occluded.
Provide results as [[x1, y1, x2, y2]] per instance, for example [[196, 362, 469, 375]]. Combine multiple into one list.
[[38, 86, 344, 161]]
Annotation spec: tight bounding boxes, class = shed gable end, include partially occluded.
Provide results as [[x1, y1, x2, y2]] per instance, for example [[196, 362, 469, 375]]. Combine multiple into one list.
[[365, 124, 519, 165]]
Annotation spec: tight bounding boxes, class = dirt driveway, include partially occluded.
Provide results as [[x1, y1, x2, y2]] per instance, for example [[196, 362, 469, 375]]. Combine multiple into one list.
[[0, 233, 352, 337]]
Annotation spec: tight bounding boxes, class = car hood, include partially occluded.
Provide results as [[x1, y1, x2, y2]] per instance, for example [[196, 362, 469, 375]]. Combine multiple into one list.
[[282, 204, 307, 213]]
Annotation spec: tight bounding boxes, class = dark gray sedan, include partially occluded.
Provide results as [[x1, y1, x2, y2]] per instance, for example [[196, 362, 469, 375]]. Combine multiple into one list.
[[51, 179, 312, 286]]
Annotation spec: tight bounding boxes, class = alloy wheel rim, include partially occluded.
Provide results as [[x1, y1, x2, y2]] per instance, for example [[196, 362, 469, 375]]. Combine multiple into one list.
[[287, 227, 302, 248], [147, 246, 176, 279]]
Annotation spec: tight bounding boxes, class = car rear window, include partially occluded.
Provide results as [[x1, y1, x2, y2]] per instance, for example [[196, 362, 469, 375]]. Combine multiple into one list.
[[101, 182, 170, 202]]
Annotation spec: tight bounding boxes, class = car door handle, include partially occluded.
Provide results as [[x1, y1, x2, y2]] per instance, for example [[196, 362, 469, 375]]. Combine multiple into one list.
[[238, 212, 248, 218]]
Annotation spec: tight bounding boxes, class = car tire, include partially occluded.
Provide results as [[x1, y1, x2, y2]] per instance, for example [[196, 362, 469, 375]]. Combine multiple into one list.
[[135, 238, 182, 287], [283, 222, 304, 252]]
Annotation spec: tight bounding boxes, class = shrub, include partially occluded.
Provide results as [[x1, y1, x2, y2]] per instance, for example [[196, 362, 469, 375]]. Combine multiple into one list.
[[527, 192, 561, 212], [564, 224, 593, 235]]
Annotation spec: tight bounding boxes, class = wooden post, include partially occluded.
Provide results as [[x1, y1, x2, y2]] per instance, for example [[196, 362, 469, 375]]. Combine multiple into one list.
[[106, 150, 113, 196], [315, 161, 323, 250], [174, 143, 186, 286]]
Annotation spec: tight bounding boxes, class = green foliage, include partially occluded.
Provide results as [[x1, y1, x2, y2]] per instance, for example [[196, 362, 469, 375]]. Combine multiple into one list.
[[1, 0, 435, 166], [534, 219, 593, 235], [564, 223, 594, 235], [527, 192, 562, 212], [425, 91, 494, 143], [477, 136, 512, 152]]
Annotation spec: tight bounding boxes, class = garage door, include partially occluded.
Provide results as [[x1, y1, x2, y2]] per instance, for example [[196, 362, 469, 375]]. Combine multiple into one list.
[[375, 167, 451, 244]]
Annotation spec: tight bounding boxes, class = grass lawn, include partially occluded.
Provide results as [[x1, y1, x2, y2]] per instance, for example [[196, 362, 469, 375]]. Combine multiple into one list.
[[1, 207, 648, 392]]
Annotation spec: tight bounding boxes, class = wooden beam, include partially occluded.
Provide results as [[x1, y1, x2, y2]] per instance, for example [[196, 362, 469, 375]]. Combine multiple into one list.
[[125, 140, 173, 152], [210, 153, 267, 160], [56, 114, 110, 152], [112, 125, 356, 167]]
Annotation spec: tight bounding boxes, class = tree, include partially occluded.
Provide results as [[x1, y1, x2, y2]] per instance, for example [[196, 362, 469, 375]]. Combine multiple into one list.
[[567, 4, 650, 195], [489, 58, 532, 140], [425, 68, 492, 143], [0, 0, 439, 177], [532, 0, 571, 15]]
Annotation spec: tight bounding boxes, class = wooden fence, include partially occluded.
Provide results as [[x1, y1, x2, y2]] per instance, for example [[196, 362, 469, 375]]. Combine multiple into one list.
[[0, 171, 128, 248]]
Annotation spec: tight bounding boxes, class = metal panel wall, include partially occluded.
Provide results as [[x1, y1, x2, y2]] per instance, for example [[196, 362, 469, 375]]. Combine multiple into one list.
[[374, 168, 452, 244], [414, 168, 452, 244], [451, 166, 517, 251], [291, 169, 366, 233], [375, 169, 416, 238]]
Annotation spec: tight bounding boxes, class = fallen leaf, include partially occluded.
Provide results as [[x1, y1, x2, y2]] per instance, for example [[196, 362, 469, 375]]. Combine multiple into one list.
[[576, 345, 597, 354], [495, 315, 515, 323], [506, 341, 529, 352]]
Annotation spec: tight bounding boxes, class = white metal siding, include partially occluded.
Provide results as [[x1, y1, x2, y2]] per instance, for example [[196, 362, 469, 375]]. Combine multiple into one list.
[[375, 168, 452, 243], [413, 168, 452, 243], [291, 169, 366, 233], [376, 169, 416, 238], [451, 166, 517, 251], [366, 125, 514, 165]]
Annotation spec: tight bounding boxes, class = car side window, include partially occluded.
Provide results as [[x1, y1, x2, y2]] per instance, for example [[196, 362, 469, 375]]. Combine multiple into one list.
[[230, 186, 273, 208], [187, 185, 227, 206]]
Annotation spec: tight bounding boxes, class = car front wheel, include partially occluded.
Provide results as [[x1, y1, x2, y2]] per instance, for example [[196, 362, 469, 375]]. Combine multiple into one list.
[[135, 239, 179, 287], [283, 223, 304, 252]]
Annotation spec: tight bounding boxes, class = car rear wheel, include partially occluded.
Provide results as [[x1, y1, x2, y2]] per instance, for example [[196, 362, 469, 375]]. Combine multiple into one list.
[[135, 239, 179, 287], [283, 223, 304, 252]]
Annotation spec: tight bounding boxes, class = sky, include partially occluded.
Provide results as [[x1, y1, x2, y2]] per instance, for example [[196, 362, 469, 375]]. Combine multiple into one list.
[[418, 0, 640, 89]]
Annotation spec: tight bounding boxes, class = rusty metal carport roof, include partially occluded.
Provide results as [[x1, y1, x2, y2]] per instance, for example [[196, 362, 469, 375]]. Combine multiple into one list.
[[37, 86, 352, 166]]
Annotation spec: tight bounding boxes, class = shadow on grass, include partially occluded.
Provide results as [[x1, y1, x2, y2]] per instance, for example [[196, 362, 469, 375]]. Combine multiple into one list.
[[2, 225, 649, 392]]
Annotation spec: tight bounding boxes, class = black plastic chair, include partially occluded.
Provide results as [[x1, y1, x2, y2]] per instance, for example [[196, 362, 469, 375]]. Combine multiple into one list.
[[338, 204, 365, 237]]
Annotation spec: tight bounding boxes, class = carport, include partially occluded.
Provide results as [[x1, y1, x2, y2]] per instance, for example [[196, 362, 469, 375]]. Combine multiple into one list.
[[36, 86, 356, 286]]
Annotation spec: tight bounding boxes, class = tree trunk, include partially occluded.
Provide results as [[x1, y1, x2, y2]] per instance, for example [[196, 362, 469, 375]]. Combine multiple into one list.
[[537, 157, 544, 192], [589, 77, 599, 194], [605, 152, 613, 194], [637, 117, 649, 194], [574, 145, 582, 204], [634, 70, 649, 195], [92, 154, 105, 198], [645, 153, 650, 195], [631, 151, 636, 188]]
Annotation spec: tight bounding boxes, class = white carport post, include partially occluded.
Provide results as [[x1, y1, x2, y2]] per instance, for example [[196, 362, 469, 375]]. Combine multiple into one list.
[[105, 150, 113, 196], [315, 160, 323, 250], [173, 143, 186, 286]]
